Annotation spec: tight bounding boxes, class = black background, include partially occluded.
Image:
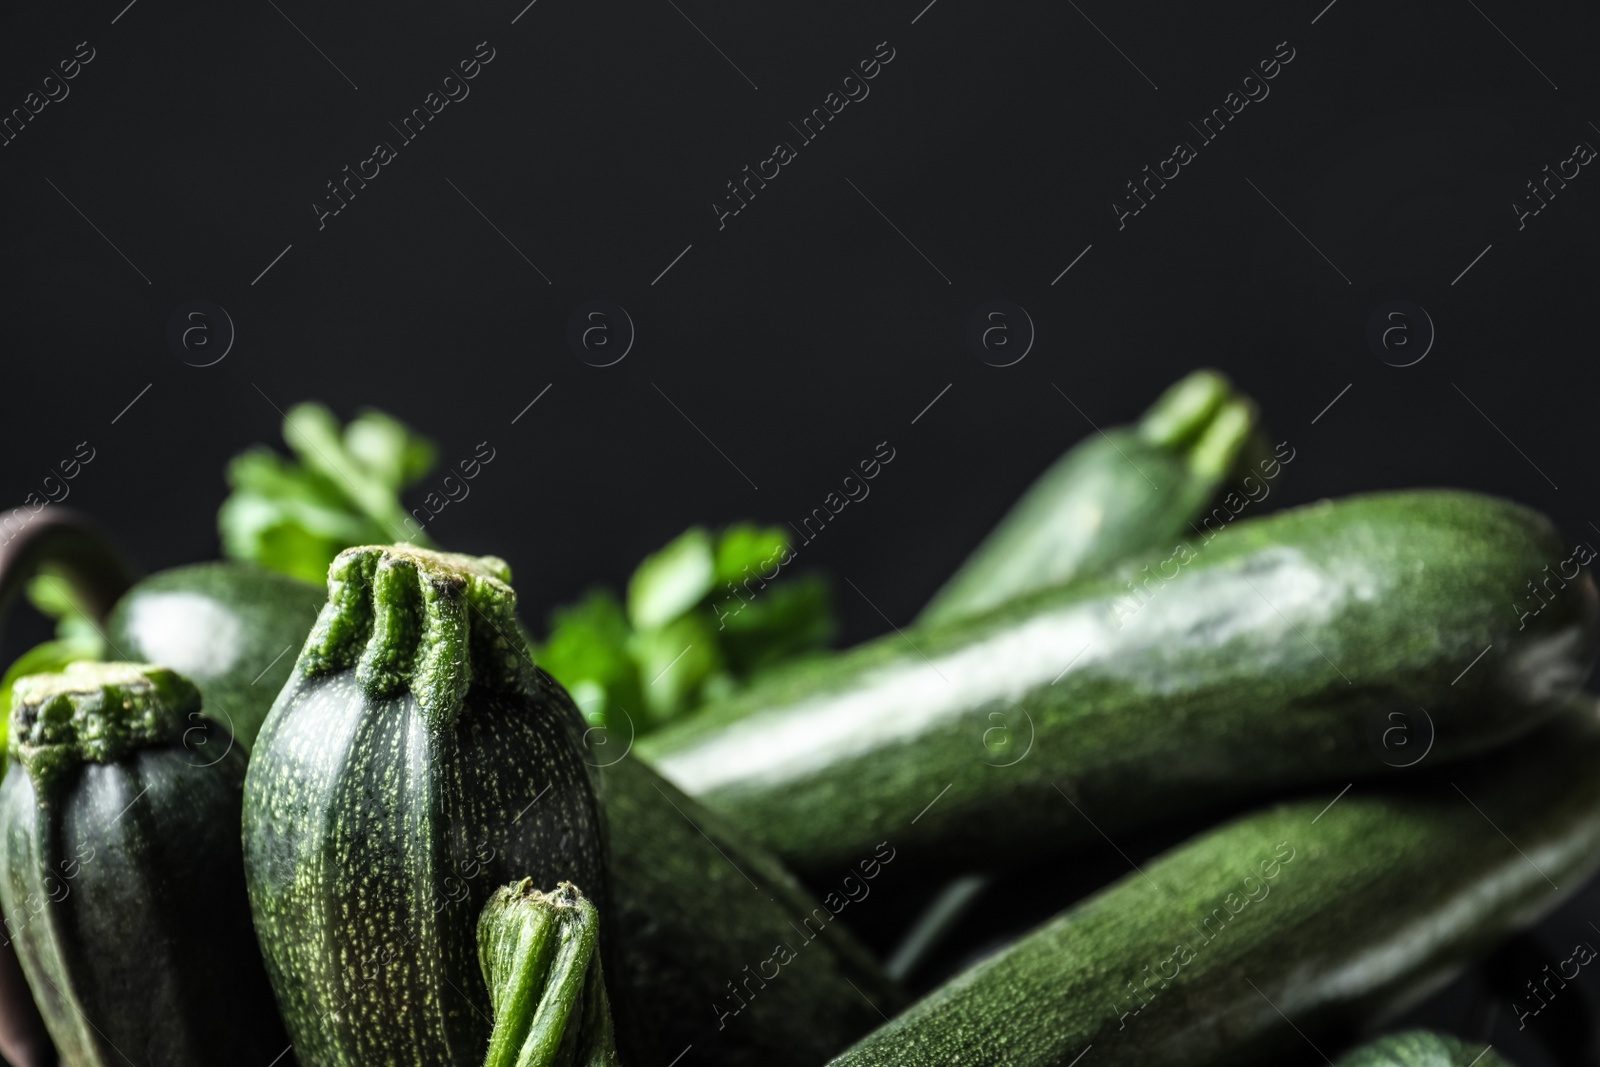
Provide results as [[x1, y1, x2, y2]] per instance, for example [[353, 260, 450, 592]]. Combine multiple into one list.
[[2, 0, 1599, 1062]]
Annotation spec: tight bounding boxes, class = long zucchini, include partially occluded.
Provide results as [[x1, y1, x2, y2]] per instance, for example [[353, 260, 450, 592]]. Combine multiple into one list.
[[919, 369, 1266, 626], [826, 701, 1600, 1067], [0, 663, 289, 1065], [642, 490, 1598, 874], [242, 546, 608, 1066]]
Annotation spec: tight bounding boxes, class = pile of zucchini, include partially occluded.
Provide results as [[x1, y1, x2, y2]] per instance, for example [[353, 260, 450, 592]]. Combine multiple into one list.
[[0, 369, 1593, 1067]]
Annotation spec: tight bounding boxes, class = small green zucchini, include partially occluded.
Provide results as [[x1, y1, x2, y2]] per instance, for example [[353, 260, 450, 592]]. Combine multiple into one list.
[[918, 369, 1266, 626], [826, 701, 1600, 1067], [0, 662, 288, 1065], [1334, 1031, 1512, 1067], [105, 561, 326, 750], [642, 490, 1598, 875], [242, 546, 608, 1067], [478, 880, 617, 1067]]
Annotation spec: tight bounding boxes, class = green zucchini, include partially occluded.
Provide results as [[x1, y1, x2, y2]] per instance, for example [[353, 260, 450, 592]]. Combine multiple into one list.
[[642, 490, 1598, 874], [602, 757, 902, 1065], [918, 369, 1266, 627], [0, 662, 288, 1065], [1334, 1032, 1512, 1067], [95, 544, 901, 1066], [242, 545, 608, 1067], [826, 701, 1600, 1067], [105, 561, 326, 750], [478, 880, 618, 1067]]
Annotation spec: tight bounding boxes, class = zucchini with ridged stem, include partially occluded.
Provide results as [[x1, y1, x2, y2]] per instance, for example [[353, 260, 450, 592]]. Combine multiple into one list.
[[0, 662, 288, 1066], [826, 701, 1600, 1067], [643, 490, 1598, 875], [1334, 1032, 1512, 1067], [918, 369, 1266, 627], [242, 545, 608, 1067], [478, 880, 618, 1067], [0, 505, 138, 1067]]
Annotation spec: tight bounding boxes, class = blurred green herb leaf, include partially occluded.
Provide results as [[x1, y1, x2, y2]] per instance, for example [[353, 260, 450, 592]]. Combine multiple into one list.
[[539, 524, 834, 732], [627, 528, 716, 630], [212, 402, 832, 733], [219, 402, 437, 584], [535, 589, 641, 728]]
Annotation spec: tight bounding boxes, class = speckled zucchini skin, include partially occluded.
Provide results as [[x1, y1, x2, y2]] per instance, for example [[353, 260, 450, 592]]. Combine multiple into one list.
[[919, 370, 1264, 627], [242, 547, 607, 1067], [1334, 1031, 1513, 1067], [106, 562, 326, 750], [0, 664, 289, 1066], [643, 490, 1599, 875], [827, 703, 1600, 1067]]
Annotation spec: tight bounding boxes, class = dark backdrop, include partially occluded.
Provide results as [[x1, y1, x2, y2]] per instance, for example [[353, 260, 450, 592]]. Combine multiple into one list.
[[2, 0, 1599, 1062]]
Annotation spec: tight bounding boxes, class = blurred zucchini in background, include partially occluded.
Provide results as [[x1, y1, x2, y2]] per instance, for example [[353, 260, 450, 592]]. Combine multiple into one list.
[[918, 369, 1268, 627], [1334, 1031, 1512, 1066], [643, 490, 1598, 876], [826, 701, 1600, 1067], [106, 561, 325, 750], [0, 663, 288, 1066]]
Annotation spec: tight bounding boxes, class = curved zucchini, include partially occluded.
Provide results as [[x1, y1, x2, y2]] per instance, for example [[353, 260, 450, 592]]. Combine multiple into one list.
[[106, 561, 326, 750], [1335, 1032, 1512, 1067], [0, 662, 288, 1065], [826, 702, 1600, 1067], [242, 546, 608, 1067], [642, 490, 1598, 874], [918, 370, 1265, 627]]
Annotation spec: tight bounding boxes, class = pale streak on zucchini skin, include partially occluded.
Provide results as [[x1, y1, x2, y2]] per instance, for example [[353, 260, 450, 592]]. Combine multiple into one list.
[[1333, 1031, 1514, 1067], [643, 490, 1600, 876], [106, 562, 328, 750], [0, 664, 289, 1066], [243, 545, 607, 1067], [827, 705, 1600, 1067]]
